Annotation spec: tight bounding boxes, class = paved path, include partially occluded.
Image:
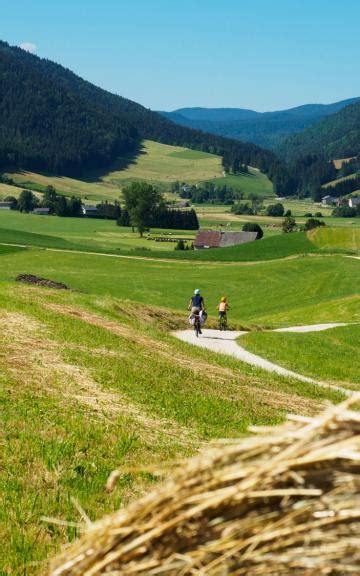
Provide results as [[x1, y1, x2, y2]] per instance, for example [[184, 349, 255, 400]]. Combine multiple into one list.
[[174, 324, 352, 396]]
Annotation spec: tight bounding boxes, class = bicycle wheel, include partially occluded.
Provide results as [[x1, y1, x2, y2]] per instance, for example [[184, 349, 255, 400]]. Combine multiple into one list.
[[195, 317, 200, 337]]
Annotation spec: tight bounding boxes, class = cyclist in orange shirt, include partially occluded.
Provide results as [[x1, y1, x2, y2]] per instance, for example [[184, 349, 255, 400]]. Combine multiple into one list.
[[218, 296, 230, 330]]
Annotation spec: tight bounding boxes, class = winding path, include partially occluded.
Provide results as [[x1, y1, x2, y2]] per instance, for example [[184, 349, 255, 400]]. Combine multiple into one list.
[[174, 323, 351, 396]]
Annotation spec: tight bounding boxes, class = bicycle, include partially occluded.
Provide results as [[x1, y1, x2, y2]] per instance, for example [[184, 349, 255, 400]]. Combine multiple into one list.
[[194, 313, 201, 337], [218, 313, 227, 331]]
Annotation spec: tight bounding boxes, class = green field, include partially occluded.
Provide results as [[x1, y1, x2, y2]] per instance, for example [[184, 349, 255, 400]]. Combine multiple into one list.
[[241, 324, 360, 389], [0, 182, 41, 200], [1, 278, 344, 574], [1, 247, 359, 325], [2, 208, 360, 262], [2, 217, 359, 573], [0, 210, 197, 253], [206, 169, 274, 197], [262, 197, 332, 217], [309, 226, 360, 253], [4, 140, 273, 202]]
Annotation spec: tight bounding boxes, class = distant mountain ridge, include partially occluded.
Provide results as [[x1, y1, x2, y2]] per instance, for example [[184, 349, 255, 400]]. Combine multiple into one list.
[[160, 98, 360, 149]]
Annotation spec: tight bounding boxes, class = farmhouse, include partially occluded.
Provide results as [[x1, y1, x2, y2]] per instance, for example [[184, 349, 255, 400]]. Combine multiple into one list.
[[348, 197, 360, 208], [81, 205, 99, 217], [0, 201, 13, 209], [194, 230, 257, 249], [32, 207, 51, 215], [321, 195, 338, 206]]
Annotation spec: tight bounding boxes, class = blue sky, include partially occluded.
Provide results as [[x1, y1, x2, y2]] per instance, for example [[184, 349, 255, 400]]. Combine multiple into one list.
[[2, 0, 359, 111]]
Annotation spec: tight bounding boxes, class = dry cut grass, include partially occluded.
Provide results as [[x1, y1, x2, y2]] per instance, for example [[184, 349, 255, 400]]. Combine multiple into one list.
[[49, 395, 360, 575], [0, 310, 196, 445]]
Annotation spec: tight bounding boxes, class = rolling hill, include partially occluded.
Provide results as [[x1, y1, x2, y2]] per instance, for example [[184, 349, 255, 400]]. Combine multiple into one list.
[[0, 40, 278, 180], [3, 140, 273, 200], [159, 99, 359, 149]]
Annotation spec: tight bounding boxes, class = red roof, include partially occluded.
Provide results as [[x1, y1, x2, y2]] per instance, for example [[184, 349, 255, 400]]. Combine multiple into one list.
[[194, 230, 222, 248]]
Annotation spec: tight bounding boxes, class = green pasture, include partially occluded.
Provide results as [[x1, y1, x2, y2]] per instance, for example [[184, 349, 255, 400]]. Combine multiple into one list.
[[4, 140, 222, 201], [240, 324, 360, 389], [1, 247, 359, 326], [262, 197, 332, 217], [4, 140, 273, 202], [0, 210, 195, 253], [0, 182, 41, 200], [1, 280, 342, 574], [309, 226, 360, 253], [206, 169, 273, 197]]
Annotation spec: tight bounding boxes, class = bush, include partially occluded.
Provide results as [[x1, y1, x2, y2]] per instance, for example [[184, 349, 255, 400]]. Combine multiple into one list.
[[175, 239, 186, 250], [231, 203, 254, 215], [284, 209, 292, 217], [266, 203, 284, 217], [282, 216, 297, 233], [242, 222, 263, 239], [304, 212, 313, 217], [315, 212, 323, 218], [332, 206, 357, 218], [304, 218, 326, 230]]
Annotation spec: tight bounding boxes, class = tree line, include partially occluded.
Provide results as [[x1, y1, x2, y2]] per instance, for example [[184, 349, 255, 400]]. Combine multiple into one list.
[[177, 181, 243, 204]]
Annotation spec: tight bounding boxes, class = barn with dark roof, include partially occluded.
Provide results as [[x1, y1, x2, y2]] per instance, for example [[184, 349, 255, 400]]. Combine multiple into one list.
[[193, 230, 257, 249]]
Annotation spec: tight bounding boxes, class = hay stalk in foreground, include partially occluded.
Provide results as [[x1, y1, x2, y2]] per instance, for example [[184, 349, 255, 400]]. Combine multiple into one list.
[[49, 395, 360, 575]]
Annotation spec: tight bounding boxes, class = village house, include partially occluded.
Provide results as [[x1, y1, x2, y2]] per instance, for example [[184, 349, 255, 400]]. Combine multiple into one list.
[[348, 197, 360, 208], [0, 201, 13, 209], [194, 230, 258, 250], [321, 195, 338, 207], [32, 207, 51, 215], [81, 205, 99, 217]]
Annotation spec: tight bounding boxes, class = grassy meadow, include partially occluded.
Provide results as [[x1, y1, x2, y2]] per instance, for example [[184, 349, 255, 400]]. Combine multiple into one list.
[[0, 210, 197, 253], [1, 207, 359, 261], [205, 168, 274, 197], [1, 167, 359, 575], [241, 324, 360, 390], [1, 279, 345, 574], [1, 246, 359, 325], [309, 226, 360, 253], [3, 140, 273, 202], [1, 212, 359, 573]]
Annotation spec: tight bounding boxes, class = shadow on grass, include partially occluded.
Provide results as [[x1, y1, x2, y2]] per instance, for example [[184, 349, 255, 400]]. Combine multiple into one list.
[[3, 141, 145, 189], [81, 141, 145, 184]]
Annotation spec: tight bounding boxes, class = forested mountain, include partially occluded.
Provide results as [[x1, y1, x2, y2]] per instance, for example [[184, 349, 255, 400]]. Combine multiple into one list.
[[160, 99, 359, 149], [0, 40, 281, 181], [277, 101, 360, 163]]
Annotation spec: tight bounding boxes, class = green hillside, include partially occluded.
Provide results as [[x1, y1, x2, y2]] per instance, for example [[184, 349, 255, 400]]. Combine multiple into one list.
[[308, 226, 360, 254], [4, 140, 273, 201], [1, 247, 359, 325], [2, 276, 344, 573], [1, 225, 359, 572], [278, 100, 360, 162]]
